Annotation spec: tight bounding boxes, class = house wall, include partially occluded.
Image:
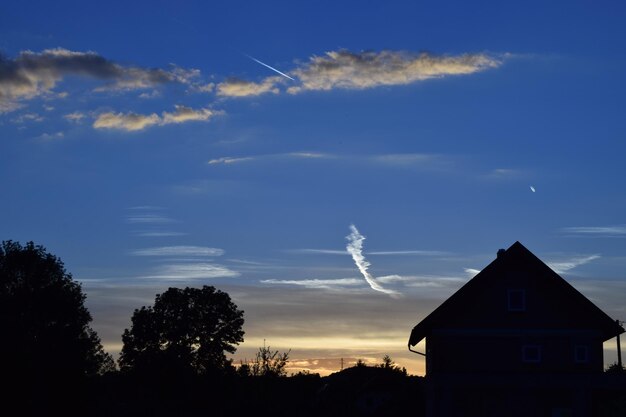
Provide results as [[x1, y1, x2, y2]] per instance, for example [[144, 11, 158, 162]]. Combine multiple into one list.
[[426, 331, 604, 374]]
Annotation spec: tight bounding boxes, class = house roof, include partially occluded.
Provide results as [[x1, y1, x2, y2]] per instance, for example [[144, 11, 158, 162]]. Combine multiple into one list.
[[409, 241, 624, 347]]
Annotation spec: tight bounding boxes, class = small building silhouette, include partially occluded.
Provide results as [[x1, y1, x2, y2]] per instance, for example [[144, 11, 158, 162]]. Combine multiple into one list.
[[408, 241, 625, 417]]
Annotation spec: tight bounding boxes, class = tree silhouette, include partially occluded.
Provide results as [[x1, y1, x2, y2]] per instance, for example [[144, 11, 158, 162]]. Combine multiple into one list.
[[0, 240, 114, 378], [247, 345, 290, 377], [119, 285, 244, 375]]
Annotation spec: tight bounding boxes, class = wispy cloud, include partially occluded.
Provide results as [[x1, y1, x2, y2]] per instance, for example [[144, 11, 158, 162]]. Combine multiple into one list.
[[93, 105, 222, 131], [0, 48, 186, 112], [11, 112, 44, 123], [287, 249, 348, 255], [64, 111, 86, 122], [130, 246, 224, 257], [141, 263, 240, 280], [464, 268, 481, 277], [208, 156, 255, 165], [372, 153, 442, 166], [345, 224, 400, 297], [260, 278, 362, 290], [287, 50, 502, 94], [481, 168, 526, 180], [560, 225, 626, 238], [207, 152, 332, 165], [133, 231, 188, 237], [547, 254, 601, 274], [289, 248, 446, 256], [125, 213, 177, 224], [368, 250, 447, 256], [126, 207, 187, 239], [217, 76, 281, 97]]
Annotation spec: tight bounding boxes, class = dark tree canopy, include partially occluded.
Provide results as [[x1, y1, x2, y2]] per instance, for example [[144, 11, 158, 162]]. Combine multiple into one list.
[[0, 240, 115, 379], [119, 285, 245, 375]]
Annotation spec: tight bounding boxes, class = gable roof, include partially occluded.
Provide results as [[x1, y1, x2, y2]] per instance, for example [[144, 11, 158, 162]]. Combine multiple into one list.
[[409, 241, 624, 347]]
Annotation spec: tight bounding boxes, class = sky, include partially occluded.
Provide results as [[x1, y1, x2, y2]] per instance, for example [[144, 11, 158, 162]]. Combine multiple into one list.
[[1, 0, 626, 376]]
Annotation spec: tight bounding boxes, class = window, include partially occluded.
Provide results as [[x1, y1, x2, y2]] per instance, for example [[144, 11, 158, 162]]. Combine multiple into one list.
[[574, 345, 589, 363], [522, 345, 541, 363], [508, 289, 526, 311]]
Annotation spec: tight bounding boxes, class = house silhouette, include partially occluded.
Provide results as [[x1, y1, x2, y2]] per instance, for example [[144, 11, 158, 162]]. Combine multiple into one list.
[[408, 241, 625, 417]]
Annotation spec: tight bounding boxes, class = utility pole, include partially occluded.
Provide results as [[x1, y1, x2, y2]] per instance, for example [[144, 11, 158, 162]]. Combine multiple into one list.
[[340, 358, 344, 371]]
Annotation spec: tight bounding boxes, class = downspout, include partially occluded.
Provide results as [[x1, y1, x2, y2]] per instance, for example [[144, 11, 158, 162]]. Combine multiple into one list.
[[617, 319, 623, 369]]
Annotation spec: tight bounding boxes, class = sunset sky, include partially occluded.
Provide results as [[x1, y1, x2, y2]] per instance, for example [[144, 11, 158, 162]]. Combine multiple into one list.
[[2, 0, 625, 376]]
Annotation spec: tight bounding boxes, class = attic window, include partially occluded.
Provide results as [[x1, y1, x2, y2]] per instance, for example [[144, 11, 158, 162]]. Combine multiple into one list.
[[508, 289, 526, 312], [522, 345, 542, 363], [574, 345, 589, 363]]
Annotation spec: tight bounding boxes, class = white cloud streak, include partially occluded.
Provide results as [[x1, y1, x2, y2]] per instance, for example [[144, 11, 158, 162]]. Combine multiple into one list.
[[464, 268, 481, 277], [345, 224, 400, 297], [130, 246, 225, 257], [141, 263, 240, 280], [260, 278, 362, 290], [208, 156, 255, 165], [125, 214, 177, 224], [207, 152, 331, 165], [561, 226, 626, 238], [289, 248, 446, 256], [547, 254, 601, 274]]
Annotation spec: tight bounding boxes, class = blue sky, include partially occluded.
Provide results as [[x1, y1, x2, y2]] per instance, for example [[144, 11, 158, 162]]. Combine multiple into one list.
[[2, 0, 625, 375]]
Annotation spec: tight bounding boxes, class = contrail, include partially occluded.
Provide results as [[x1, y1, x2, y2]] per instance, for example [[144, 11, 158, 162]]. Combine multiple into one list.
[[245, 54, 295, 81], [345, 224, 399, 296]]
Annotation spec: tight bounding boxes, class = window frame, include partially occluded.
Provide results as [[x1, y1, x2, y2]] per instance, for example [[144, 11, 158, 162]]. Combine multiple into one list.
[[507, 289, 526, 312], [522, 344, 542, 363], [574, 345, 589, 364]]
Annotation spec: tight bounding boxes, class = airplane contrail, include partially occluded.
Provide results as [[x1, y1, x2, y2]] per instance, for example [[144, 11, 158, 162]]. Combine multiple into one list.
[[346, 224, 400, 296], [245, 54, 295, 81]]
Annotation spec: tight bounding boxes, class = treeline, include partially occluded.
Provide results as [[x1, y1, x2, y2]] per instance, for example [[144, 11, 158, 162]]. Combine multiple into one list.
[[1, 240, 424, 417]]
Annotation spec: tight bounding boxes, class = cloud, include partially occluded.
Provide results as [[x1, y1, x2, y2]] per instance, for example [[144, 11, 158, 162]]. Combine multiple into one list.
[[287, 249, 349, 255], [0, 48, 184, 111], [93, 105, 222, 131], [93, 111, 161, 131], [207, 152, 331, 165], [289, 248, 446, 256], [482, 168, 526, 180], [161, 105, 221, 124], [345, 224, 400, 297], [38, 131, 65, 140], [130, 246, 225, 257], [464, 268, 481, 277], [64, 111, 86, 122], [140, 263, 240, 280], [216, 76, 281, 97], [132, 231, 188, 237], [11, 112, 43, 123], [546, 254, 601, 274], [125, 213, 177, 224], [208, 156, 255, 165], [368, 250, 448, 256], [560, 225, 626, 238], [260, 278, 362, 290], [287, 49, 502, 94]]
